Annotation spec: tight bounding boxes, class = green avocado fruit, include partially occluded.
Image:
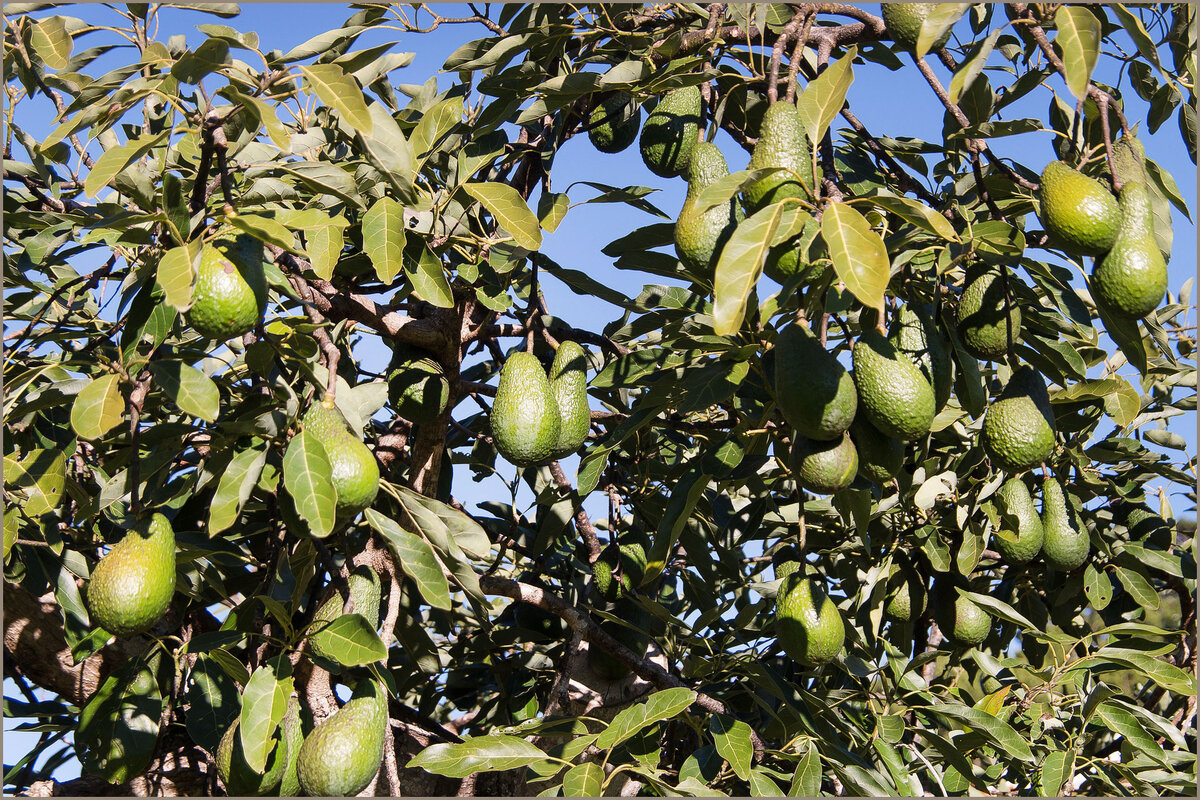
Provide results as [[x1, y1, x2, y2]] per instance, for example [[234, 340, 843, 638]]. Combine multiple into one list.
[[278, 696, 306, 798], [775, 572, 845, 666], [891, 304, 953, 412], [745, 101, 813, 211], [592, 541, 648, 602], [957, 271, 1022, 360], [296, 680, 387, 797], [87, 513, 176, 636], [588, 91, 640, 154], [774, 321, 857, 441], [993, 477, 1045, 565], [216, 716, 288, 796], [932, 579, 992, 646], [1041, 476, 1089, 572], [387, 347, 450, 425], [850, 415, 905, 484], [674, 141, 742, 275], [981, 366, 1056, 473], [1037, 160, 1121, 256], [1091, 179, 1167, 319], [491, 352, 561, 467], [883, 3, 953, 51], [883, 556, 927, 623], [790, 432, 859, 495], [548, 341, 591, 460], [851, 330, 936, 442], [302, 400, 380, 521], [639, 86, 702, 178], [186, 231, 268, 340], [309, 565, 382, 662]]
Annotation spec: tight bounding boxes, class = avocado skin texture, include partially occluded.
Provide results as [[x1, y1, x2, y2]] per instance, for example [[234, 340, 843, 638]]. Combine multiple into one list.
[[745, 101, 813, 211], [277, 696, 305, 798], [1091, 180, 1167, 319], [548, 340, 591, 459], [1122, 504, 1171, 547], [850, 415, 905, 484], [297, 681, 387, 797], [1037, 161, 1121, 256], [302, 400, 380, 520], [883, 558, 927, 623], [957, 272, 1022, 360], [589, 599, 651, 680], [851, 330, 936, 442], [932, 580, 992, 646], [891, 304, 953, 412], [310, 565, 382, 662], [588, 91, 640, 153], [775, 573, 845, 666], [216, 717, 288, 796], [774, 322, 857, 440], [639, 86, 701, 178], [882, 3, 952, 50], [187, 232, 268, 340], [674, 142, 742, 275], [1111, 136, 1147, 184], [982, 366, 1056, 473], [387, 347, 450, 425], [491, 352, 561, 467], [87, 513, 176, 636], [593, 542, 648, 601], [790, 432, 859, 495], [1041, 477, 1089, 572], [993, 477, 1045, 565]]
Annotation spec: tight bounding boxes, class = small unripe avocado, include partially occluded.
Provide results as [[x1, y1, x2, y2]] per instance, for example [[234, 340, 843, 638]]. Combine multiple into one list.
[[674, 142, 742, 275], [883, 557, 927, 623], [278, 696, 306, 798], [187, 231, 268, 340], [490, 352, 561, 467], [932, 580, 992, 646], [296, 680, 387, 797], [588, 91, 640, 154], [774, 322, 857, 441], [309, 565, 382, 662], [1090, 179, 1167, 319], [981, 366, 1056, 473], [592, 542, 648, 601], [890, 304, 953, 412], [745, 101, 813, 211], [957, 271, 1022, 360], [87, 513, 176, 636], [851, 330, 936, 442], [388, 348, 450, 425], [1041, 476, 1090, 572], [639, 86, 702, 178], [850, 415, 905, 484], [790, 432, 859, 495], [1036, 161, 1121, 256], [993, 477, 1044, 565], [775, 572, 845, 666], [302, 400, 380, 521], [216, 716, 288, 796], [548, 340, 591, 460]]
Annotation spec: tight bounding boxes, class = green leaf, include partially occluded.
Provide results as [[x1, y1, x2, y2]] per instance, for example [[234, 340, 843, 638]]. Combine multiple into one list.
[[1039, 749, 1074, 796], [1113, 565, 1161, 611], [239, 658, 292, 773], [823, 201, 890, 313], [149, 360, 219, 422], [928, 702, 1034, 761], [184, 654, 240, 753], [949, 29, 1000, 104], [30, 15, 72, 70], [365, 508, 452, 611], [1054, 5, 1101, 101], [749, 768, 783, 797], [1095, 701, 1167, 764], [392, 485, 492, 560], [462, 182, 542, 250], [410, 96, 464, 165], [562, 761, 603, 796], [1090, 646, 1196, 694], [77, 658, 162, 784], [83, 132, 167, 198], [864, 193, 959, 241], [227, 213, 301, 255], [646, 467, 710, 584], [961, 589, 1038, 631], [408, 735, 553, 778], [1103, 377, 1141, 427], [404, 239, 454, 309], [357, 100, 416, 200], [362, 196, 406, 284], [537, 191, 570, 233], [70, 374, 124, 440], [208, 444, 268, 536], [1083, 563, 1114, 610], [282, 431, 337, 538], [916, 4, 968, 57], [156, 241, 200, 311], [789, 743, 821, 796], [710, 715, 753, 781], [299, 63, 373, 135], [305, 223, 344, 280], [713, 202, 807, 335], [595, 687, 696, 750], [310, 614, 387, 665], [795, 46, 856, 146]]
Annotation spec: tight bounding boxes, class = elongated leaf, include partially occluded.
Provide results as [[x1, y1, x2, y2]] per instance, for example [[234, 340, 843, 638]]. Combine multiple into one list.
[[595, 687, 696, 750], [77, 658, 162, 784], [392, 485, 491, 559], [1039, 749, 1074, 796], [30, 16, 72, 70], [928, 702, 1034, 761], [83, 132, 167, 198], [404, 239, 454, 308], [710, 715, 753, 781], [961, 589, 1038, 631], [282, 431, 336, 538], [462, 182, 542, 250], [239, 658, 292, 773], [822, 202, 890, 313], [228, 213, 301, 255], [916, 4, 968, 57], [149, 360, 219, 422], [795, 46, 856, 146], [365, 509, 452, 610], [411, 96, 464, 165], [305, 223, 344, 280], [408, 735, 552, 778], [157, 241, 200, 310], [713, 203, 806, 335], [300, 63, 373, 135], [692, 168, 775, 215], [1055, 5, 1101, 101], [789, 743, 821, 796], [71, 374, 124, 440], [866, 194, 958, 241], [208, 444, 268, 535], [1090, 646, 1196, 694], [949, 30, 1000, 104], [184, 654, 240, 753], [1095, 702, 1167, 764], [310, 614, 387, 665], [1114, 564, 1160, 610], [363, 196, 406, 284]]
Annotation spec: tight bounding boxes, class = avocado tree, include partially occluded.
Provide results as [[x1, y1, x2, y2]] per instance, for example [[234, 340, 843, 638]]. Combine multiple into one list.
[[3, 2, 1196, 796]]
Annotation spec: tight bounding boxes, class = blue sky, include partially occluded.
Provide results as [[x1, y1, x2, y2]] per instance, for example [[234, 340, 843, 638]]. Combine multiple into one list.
[[5, 2, 1195, 784]]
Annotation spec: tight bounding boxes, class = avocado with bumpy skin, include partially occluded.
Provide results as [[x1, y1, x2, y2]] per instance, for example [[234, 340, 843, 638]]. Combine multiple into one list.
[[296, 680, 387, 797], [957, 271, 1022, 360], [674, 142, 742, 275], [592, 541, 648, 602], [216, 716, 288, 796], [186, 231, 268, 340], [775, 572, 845, 666], [850, 415, 905, 484], [1036, 161, 1121, 256], [981, 366, 1056, 473], [745, 101, 813, 211], [774, 321, 857, 441], [883, 556, 926, 623], [1091, 179, 1167, 319], [277, 696, 305, 799], [87, 513, 176, 636], [851, 330, 936, 442], [993, 477, 1045, 565], [309, 565, 382, 662], [387, 346, 450, 425], [891, 304, 953, 412], [883, 3, 953, 51], [790, 432, 859, 495], [932, 579, 992, 646], [588, 91, 640, 154], [639, 86, 701, 178], [548, 340, 591, 460], [302, 400, 380, 521], [490, 352, 561, 467], [1041, 476, 1089, 572]]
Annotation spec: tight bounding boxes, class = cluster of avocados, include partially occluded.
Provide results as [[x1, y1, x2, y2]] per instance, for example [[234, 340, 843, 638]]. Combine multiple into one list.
[[490, 340, 591, 467]]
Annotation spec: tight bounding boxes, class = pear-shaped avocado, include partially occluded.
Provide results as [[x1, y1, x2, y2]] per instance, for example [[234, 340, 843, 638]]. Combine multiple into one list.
[[981, 366, 1056, 473], [1111, 135, 1147, 185], [548, 341, 591, 460], [302, 400, 380, 521], [1041, 476, 1089, 572], [932, 579, 992, 646], [774, 322, 857, 441], [216, 716, 288, 796], [745, 101, 813, 211], [851, 330, 936, 441], [891, 304, 953, 412], [957, 271, 1022, 360], [993, 477, 1044, 565], [491, 352, 561, 467], [775, 572, 845, 666], [87, 513, 176, 636], [1091, 180, 1167, 319], [387, 346, 450, 425], [764, 217, 827, 285], [883, 3, 953, 51], [850, 415, 905, 484], [296, 680, 387, 797], [639, 86, 702, 178], [1036, 161, 1121, 256], [277, 696, 306, 799], [187, 231, 268, 340], [883, 556, 927, 623], [772, 545, 802, 580], [790, 432, 859, 495], [588, 91, 640, 154], [674, 142, 742, 275], [592, 541, 648, 602], [309, 565, 382, 662]]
